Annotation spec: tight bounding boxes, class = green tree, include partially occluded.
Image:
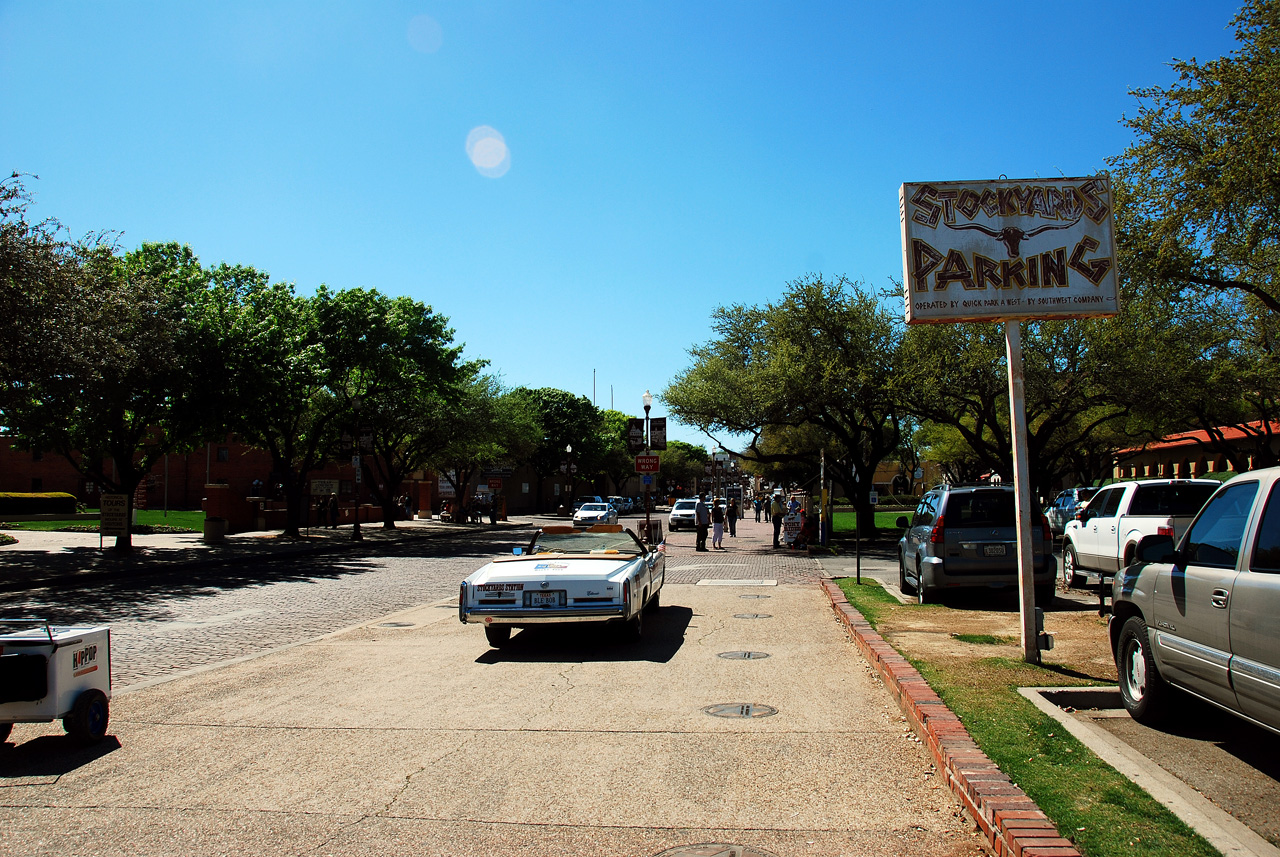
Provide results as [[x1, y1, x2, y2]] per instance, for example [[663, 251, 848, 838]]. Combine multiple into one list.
[[510, 387, 604, 511], [664, 275, 905, 536], [3, 240, 220, 550], [1108, 0, 1280, 313], [314, 287, 467, 528], [429, 375, 542, 520], [655, 439, 708, 498]]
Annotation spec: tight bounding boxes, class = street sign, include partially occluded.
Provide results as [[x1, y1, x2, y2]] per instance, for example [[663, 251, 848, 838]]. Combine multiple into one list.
[[649, 417, 667, 450], [627, 418, 646, 452], [101, 494, 128, 537], [869, 490, 879, 506], [635, 454, 660, 474], [642, 475, 653, 485]]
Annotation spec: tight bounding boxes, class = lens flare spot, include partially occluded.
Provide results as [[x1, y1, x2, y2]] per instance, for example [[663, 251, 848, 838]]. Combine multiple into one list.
[[407, 15, 443, 53], [466, 126, 511, 178]]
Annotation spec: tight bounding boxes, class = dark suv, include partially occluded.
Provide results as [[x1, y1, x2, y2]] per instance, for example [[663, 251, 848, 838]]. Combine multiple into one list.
[[897, 484, 1057, 604]]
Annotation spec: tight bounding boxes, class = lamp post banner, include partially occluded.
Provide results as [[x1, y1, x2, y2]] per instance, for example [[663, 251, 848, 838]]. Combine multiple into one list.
[[900, 175, 1118, 324], [648, 417, 667, 450]]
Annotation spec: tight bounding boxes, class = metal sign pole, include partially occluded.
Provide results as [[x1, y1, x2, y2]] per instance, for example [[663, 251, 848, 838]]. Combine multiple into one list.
[[1005, 320, 1040, 665]]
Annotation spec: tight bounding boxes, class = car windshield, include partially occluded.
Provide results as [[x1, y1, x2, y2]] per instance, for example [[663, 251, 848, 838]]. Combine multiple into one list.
[[1129, 483, 1218, 516], [673, 501, 696, 511], [530, 526, 643, 555], [579, 504, 609, 512]]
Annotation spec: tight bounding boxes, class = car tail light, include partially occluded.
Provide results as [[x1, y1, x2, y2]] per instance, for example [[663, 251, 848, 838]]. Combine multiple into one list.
[[929, 515, 945, 544], [623, 579, 631, 605], [1040, 514, 1052, 541], [1157, 517, 1174, 538]]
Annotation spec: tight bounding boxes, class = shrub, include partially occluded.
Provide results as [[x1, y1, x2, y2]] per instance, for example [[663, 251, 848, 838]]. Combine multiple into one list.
[[0, 492, 78, 516]]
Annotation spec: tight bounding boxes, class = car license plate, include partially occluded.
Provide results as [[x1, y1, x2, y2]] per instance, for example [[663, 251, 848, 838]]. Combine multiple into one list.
[[526, 591, 564, 608], [982, 544, 1007, 557]]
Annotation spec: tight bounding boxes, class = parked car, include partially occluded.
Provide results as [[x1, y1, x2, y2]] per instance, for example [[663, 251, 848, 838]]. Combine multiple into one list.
[[607, 496, 633, 514], [1062, 479, 1219, 588], [1112, 467, 1280, 734], [897, 484, 1057, 605], [1045, 487, 1098, 536], [573, 502, 618, 527], [459, 524, 664, 647], [668, 498, 697, 531]]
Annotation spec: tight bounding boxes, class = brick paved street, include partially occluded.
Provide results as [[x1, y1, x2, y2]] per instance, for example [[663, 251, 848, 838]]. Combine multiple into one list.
[[660, 509, 824, 585], [0, 528, 535, 688]]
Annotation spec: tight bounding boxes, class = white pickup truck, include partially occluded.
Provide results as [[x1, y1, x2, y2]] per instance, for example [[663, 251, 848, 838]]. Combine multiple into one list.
[[1061, 478, 1220, 587]]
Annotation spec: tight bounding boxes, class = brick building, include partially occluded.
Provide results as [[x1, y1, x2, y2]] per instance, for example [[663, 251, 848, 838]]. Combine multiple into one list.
[[1114, 421, 1280, 480]]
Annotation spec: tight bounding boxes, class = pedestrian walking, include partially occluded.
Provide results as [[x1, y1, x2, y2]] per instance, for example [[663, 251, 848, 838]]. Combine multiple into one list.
[[763, 497, 771, 522], [727, 498, 738, 537], [327, 493, 339, 529], [753, 498, 762, 522], [694, 494, 711, 552], [711, 498, 725, 549], [771, 494, 784, 548]]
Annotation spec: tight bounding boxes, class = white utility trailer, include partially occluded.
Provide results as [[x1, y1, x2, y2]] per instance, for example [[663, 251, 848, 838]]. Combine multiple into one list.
[[0, 619, 112, 745]]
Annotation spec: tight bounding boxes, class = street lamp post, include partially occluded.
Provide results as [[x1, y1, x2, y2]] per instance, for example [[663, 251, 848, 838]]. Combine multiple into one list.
[[351, 397, 363, 543], [564, 444, 574, 511], [642, 389, 653, 540]]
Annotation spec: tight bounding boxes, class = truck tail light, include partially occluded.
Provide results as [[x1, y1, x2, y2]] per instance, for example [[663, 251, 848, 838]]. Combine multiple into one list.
[[929, 515, 945, 544], [1157, 518, 1174, 538]]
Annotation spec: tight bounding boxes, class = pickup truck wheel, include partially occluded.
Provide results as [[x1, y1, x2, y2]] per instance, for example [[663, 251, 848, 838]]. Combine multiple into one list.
[[484, 625, 511, 648], [1117, 616, 1168, 723], [1063, 544, 1085, 588], [899, 554, 917, 595]]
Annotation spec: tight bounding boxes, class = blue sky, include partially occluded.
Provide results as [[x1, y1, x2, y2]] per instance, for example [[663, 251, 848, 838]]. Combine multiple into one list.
[[0, 1, 1243, 447]]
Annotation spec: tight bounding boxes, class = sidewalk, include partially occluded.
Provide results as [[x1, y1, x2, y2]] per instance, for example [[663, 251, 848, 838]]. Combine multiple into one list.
[[0, 515, 540, 595]]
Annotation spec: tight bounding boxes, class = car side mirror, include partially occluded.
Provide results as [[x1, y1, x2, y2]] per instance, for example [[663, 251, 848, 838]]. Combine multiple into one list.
[[1135, 534, 1175, 565], [512, 547, 523, 556], [896, 516, 910, 529]]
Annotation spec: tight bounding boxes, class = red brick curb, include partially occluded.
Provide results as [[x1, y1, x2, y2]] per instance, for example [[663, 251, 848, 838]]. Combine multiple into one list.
[[822, 581, 1081, 857]]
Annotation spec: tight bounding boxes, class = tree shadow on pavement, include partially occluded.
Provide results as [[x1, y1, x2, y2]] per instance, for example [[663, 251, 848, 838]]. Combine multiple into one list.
[[473, 606, 694, 665], [0, 530, 532, 626]]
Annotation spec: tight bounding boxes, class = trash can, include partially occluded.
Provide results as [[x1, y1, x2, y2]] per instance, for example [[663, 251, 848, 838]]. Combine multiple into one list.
[[202, 516, 227, 542]]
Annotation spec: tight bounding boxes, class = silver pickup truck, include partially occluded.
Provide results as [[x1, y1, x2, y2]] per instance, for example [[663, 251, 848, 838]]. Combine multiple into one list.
[[1111, 467, 1280, 734]]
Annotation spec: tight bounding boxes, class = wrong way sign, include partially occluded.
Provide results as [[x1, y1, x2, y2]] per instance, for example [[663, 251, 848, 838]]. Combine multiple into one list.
[[635, 454, 660, 473]]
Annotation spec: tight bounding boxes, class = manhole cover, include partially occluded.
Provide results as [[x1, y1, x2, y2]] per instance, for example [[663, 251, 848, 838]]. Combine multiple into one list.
[[703, 703, 778, 719], [718, 651, 770, 660], [377, 622, 415, 628], [652, 846, 781, 857], [738, 594, 772, 599], [733, 613, 772, 619]]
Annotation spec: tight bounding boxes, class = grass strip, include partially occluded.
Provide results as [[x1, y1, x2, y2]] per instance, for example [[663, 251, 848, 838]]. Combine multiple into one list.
[[0, 509, 204, 533], [837, 577, 1218, 857]]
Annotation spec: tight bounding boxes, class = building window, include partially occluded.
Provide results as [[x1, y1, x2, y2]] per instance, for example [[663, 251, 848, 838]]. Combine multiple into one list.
[[216, 446, 230, 462]]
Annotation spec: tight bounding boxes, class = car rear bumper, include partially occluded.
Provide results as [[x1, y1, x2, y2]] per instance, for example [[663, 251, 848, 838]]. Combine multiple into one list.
[[460, 606, 627, 625]]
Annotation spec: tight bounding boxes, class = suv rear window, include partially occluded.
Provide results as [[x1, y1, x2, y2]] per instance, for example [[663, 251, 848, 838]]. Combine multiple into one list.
[[1129, 483, 1218, 516], [943, 491, 1016, 527]]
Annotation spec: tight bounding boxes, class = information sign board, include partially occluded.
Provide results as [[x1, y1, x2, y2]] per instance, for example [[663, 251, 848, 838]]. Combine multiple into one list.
[[901, 176, 1117, 323], [101, 494, 128, 537]]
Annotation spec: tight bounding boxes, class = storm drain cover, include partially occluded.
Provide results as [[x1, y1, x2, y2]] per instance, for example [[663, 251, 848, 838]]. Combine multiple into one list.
[[733, 613, 772, 620], [738, 594, 772, 599], [703, 703, 778, 719], [652, 846, 781, 857], [377, 622, 415, 628], [719, 650, 770, 660]]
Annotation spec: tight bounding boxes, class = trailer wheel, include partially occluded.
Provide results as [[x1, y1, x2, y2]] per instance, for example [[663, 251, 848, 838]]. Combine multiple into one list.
[[0, 722, 11, 744], [63, 689, 109, 745], [484, 625, 511, 648]]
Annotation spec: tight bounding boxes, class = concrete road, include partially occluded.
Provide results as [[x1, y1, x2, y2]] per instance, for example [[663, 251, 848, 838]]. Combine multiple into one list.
[[1, 582, 985, 857]]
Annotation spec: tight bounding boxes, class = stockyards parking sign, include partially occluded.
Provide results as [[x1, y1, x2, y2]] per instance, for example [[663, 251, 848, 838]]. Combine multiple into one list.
[[900, 176, 1118, 323]]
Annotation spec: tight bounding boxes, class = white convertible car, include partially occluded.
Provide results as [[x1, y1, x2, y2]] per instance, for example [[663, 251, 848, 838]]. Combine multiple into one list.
[[459, 524, 664, 647]]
